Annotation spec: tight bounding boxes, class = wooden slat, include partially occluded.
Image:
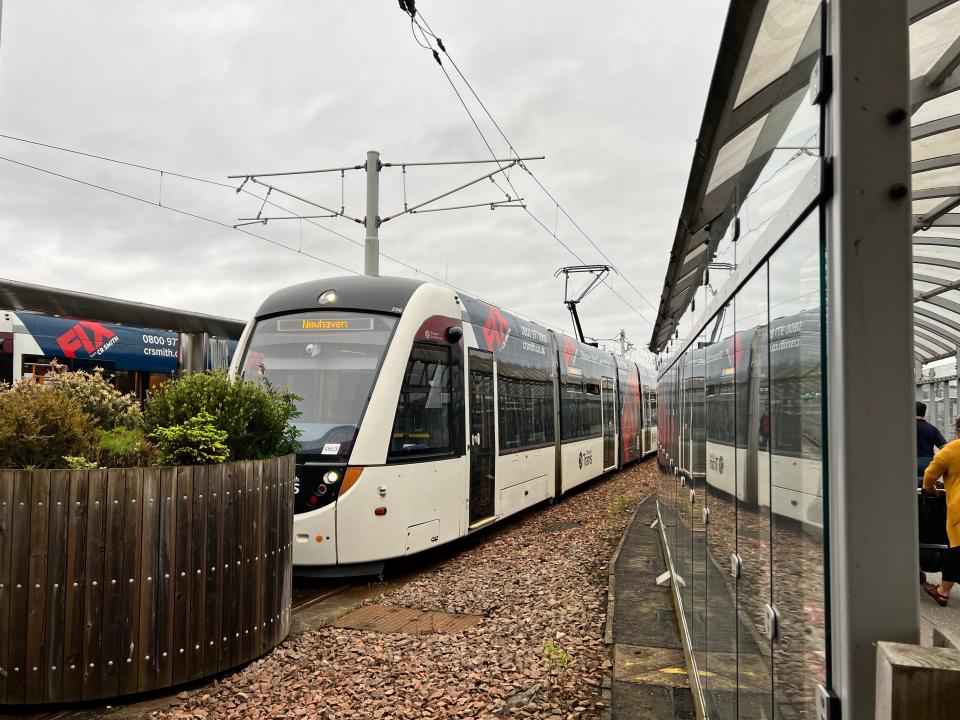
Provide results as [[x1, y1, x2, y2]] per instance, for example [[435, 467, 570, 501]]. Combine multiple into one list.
[[0, 469, 16, 703], [273, 458, 283, 643], [137, 467, 160, 693], [270, 460, 281, 647], [226, 462, 242, 669], [25, 470, 51, 703], [155, 467, 177, 689], [81, 470, 106, 700], [43, 470, 70, 702], [8, 471, 32, 704], [62, 470, 89, 702], [119, 468, 143, 695], [283, 456, 294, 636], [98, 468, 126, 698], [172, 466, 192, 685], [253, 460, 265, 656], [217, 462, 231, 672], [203, 464, 222, 679], [188, 466, 206, 680], [263, 461, 275, 650], [238, 462, 251, 662]]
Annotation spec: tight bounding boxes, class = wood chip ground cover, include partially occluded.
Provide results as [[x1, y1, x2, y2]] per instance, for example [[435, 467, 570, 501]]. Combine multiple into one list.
[[155, 461, 657, 719]]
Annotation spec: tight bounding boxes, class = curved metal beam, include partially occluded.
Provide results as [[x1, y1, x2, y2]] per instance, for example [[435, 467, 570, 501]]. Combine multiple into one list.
[[914, 153, 960, 174], [916, 315, 960, 345], [915, 326, 955, 353], [913, 235, 960, 247], [913, 113, 960, 141], [914, 254, 960, 271], [916, 305, 960, 334]]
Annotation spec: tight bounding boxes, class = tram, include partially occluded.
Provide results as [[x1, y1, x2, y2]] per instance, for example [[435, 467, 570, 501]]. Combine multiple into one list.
[[230, 276, 657, 576], [658, 308, 823, 528]]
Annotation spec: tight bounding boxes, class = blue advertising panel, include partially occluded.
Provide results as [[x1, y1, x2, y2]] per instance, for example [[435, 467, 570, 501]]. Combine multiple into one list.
[[16, 311, 179, 373]]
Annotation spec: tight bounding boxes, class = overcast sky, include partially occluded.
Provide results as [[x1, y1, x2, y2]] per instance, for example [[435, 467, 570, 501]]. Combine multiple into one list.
[[0, 1, 725, 360]]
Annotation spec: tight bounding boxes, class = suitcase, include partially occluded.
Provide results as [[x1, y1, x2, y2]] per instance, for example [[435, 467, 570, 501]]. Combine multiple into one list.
[[918, 490, 949, 574]]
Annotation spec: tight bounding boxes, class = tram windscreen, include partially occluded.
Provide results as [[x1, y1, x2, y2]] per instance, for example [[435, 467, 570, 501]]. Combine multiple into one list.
[[239, 311, 397, 459]]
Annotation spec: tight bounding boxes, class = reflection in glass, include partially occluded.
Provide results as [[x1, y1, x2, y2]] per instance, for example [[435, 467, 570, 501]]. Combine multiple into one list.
[[701, 314, 737, 719], [734, 269, 773, 719], [768, 213, 825, 718]]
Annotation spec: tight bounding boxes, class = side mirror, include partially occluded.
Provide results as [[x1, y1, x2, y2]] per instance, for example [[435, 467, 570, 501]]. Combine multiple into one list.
[[446, 325, 463, 343]]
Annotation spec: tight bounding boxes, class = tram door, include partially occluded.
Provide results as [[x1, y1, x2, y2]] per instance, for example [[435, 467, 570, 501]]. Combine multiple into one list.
[[468, 349, 496, 525], [602, 377, 617, 470]]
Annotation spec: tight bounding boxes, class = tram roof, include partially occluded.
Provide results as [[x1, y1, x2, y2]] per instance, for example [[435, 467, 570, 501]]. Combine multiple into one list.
[[0, 277, 246, 339], [648, 0, 960, 367]]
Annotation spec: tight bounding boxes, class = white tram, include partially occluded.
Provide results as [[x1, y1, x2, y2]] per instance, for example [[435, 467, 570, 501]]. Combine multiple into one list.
[[231, 276, 657, 576], [659, 309, 823, 528]]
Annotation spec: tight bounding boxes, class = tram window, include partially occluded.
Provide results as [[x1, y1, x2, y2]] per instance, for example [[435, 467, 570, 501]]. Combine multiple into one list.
[[560, 375, 602, 441], [498, 364, 555, 452], [389, 343, 456, 459]]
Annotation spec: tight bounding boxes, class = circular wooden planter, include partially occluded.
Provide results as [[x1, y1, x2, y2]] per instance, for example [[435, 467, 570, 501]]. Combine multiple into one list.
[[0, 454, 295, 705]]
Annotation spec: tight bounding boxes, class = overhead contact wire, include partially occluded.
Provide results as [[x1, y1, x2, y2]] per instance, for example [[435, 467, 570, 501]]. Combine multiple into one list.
[[415, 11, 657, 319]]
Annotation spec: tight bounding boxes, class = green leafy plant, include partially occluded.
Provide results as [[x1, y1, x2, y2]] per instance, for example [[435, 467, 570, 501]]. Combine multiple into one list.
[[151, 411, 229, 466], [610, 493, 629, 518], [63, 455, 99, 469], [0, 382, 97, 469], [45, 363, 142, 430], [542, 642, 570, 672], [98, 427, 155, 468], [144, 371, 300, 461]]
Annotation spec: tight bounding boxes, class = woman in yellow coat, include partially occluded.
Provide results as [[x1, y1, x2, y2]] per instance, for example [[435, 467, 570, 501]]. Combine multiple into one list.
[[922, 422, 960, 606]]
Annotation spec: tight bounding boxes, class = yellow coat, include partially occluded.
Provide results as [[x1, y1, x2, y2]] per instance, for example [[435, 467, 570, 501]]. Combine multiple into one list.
[[923, 439, 960, 547]]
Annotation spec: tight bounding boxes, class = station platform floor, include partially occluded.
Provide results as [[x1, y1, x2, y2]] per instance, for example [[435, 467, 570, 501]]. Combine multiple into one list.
[[920, 570, 960, 648], [608, 495, 696, 719]]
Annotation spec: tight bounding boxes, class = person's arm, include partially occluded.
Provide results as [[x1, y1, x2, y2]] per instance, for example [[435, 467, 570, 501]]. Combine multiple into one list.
[[935, 427, 948, 450], [924, 444, 950, 494]]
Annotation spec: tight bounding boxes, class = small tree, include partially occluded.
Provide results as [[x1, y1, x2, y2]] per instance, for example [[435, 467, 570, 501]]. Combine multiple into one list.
[[144, 371, 300, 461], [0, 382, 97, 468], [151, 411, 230, 466], [45, 363, 143, 430]]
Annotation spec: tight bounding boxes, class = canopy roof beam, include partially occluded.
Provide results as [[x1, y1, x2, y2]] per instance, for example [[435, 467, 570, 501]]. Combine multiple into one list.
[[910, 0, 960, 23]]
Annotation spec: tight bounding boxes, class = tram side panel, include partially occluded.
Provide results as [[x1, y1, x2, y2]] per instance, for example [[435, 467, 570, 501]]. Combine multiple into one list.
[[336, 284, 468, 565], [639, 366, 658, 456], [459, 295, 557, 519], [616, 356, 644, 467], [555, 335, 617, 494]]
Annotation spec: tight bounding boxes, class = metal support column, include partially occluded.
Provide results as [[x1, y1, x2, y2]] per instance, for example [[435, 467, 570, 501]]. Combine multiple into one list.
[[364, 150, 381, 277], [180, 332, 209, 375], [825, 0, 918, 717]]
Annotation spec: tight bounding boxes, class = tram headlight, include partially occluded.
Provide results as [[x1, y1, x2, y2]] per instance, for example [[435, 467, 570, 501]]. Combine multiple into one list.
[[323, 470, 340, 485], [318, 289, 337, 305]]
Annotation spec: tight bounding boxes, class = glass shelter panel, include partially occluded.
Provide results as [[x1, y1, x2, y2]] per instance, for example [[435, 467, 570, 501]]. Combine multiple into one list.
[[734, 268, 773, 719], [701, 313, 736, 719], [768, 214, 825, 718], [686, 341, 708, 686]]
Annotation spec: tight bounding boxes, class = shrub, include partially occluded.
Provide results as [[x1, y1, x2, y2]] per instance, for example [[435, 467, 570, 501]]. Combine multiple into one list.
[[151, 411, 230, 466], [45, 364, 142, 430], [0, 382, 97, 469], [98, 427, 155, 468], [63, 456, 99, 470], [144, 371, 300, 461]]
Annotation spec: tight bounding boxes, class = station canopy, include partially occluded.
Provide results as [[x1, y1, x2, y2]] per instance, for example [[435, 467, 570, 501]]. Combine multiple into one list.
[[0, 277, 246, 339], [648, 0, 960, 367]]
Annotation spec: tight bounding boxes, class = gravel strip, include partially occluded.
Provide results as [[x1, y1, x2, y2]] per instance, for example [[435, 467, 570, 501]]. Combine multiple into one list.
[[155, 460, 658, 720]]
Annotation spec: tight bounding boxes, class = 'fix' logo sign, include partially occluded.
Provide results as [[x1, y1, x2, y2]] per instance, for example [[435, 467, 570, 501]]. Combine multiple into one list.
[[482, 306, 511, 353], [57, 321, 118, 359]]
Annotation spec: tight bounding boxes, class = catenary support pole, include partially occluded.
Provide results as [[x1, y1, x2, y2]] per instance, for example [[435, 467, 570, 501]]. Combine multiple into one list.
[[364, 150, 380, 277], [825, 1, 918, 718]]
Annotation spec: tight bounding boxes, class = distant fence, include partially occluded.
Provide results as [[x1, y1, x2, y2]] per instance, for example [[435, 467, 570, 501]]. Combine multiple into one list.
[[0, 455, 295, 705]]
